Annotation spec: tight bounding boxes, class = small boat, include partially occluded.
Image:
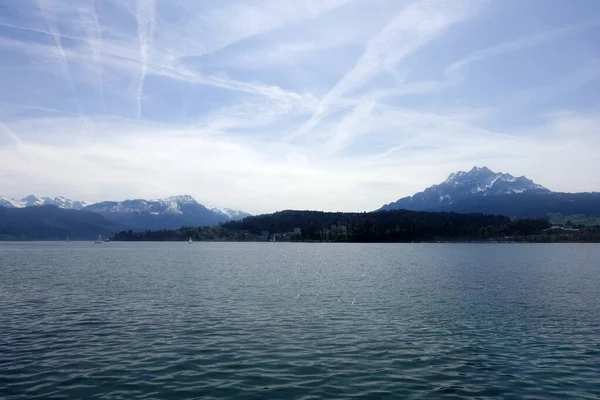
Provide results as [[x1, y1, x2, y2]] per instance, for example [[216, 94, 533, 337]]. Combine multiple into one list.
[[103, 238, 111, 243], [188, 237, 193, 244], [94, 235, 102, 244]]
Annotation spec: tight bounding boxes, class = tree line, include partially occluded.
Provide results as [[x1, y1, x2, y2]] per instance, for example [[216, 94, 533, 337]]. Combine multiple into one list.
[[113, 209, 552, 242]]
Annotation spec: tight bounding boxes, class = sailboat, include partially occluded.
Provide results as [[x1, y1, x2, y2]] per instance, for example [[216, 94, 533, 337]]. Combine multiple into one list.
[[94, 235, 102, 244], [188, 237, 193, 244], [66, 236, 69, 243]]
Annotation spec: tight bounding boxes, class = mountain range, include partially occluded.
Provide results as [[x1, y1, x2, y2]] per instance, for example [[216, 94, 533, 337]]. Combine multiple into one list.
[[0, 195, 91, 210], [84, 195, 250, 230], [0, 194, 250, 231], [380, 166, 600, 221], [2, 166, 599, 240]]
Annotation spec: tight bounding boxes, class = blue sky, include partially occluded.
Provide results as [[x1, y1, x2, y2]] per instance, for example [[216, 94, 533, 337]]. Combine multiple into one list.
[[0, 0, 599, 213]]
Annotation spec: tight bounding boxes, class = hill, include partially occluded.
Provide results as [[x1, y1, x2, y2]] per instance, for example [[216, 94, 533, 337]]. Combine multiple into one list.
[[0, 205, 123, 241], [114, 209, 550, 242]]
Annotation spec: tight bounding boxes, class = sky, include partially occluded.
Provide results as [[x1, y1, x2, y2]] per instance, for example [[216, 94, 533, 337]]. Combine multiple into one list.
[[0, 0, 599, 214]]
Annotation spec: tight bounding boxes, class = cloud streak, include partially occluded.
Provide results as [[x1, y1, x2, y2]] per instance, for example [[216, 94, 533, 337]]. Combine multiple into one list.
[[135, 0, 155, 118], [36, 0, 74, 89], [293, 0, 483, 139], [80, 0, 107, 114], [445, 20, 600, 82], [0, 0, 598, 211]]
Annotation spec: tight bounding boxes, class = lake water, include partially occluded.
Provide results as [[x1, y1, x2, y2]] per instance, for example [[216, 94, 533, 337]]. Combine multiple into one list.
[[0, 242, 599, 399]]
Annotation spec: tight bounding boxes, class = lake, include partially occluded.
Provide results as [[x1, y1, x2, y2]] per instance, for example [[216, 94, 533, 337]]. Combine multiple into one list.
[[0, 242, 599, 399]]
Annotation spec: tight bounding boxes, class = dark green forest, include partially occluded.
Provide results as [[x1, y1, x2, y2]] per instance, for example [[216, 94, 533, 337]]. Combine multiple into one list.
[[113, 209, 552, 242]]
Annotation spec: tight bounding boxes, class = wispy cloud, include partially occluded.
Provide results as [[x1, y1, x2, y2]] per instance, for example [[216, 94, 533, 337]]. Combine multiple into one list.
[[292, 0, 483, 139], [134, 0, 155, 118], [0, 123, 29, 163], [36, 0, 74, 90], [79, 0, 107, 114], [445, 20, 599, 82], [0, 0, 598, 211]]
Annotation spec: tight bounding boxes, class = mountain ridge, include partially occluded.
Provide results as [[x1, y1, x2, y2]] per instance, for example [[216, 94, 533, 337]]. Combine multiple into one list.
[[83, 195, 249, 230], [381, 166, 551, 211], [0, 194, 250, 228], [380, 166, 600, 221], [208, 206, 252, 221], [0, 195, 91, 210]]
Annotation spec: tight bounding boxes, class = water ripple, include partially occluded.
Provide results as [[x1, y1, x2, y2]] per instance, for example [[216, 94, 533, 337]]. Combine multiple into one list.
[[1, 242, 600, 399]]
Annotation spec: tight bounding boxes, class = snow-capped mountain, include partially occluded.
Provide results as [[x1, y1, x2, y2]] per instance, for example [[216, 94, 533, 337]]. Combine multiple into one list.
[[380, 166, 550, 211], [0, 196, 22, 208], [83, 195, 249, 230], [0, 195, 90, 210], [208, 206, 251, 221], [0, 193, 249, 230], [84, 195, 201, 216]]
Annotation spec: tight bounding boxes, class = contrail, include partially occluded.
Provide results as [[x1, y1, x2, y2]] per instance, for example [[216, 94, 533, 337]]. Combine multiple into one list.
[[289, 0, 480, 141], [136, 0, 156, 119], [82, 0, 108, 114], [0, 21, 78, 40], [37, 0, 84, 117], [37, 0, 71, 86], [0, 103, 77, 117]]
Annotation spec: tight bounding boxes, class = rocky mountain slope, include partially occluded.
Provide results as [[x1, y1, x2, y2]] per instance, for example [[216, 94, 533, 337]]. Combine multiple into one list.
[[380, 166, 600, 221], [381, 166, 549, 211], [83, 195, 247, 230]]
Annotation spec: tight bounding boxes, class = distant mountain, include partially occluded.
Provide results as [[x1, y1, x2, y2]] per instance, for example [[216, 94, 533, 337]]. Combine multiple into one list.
[[208, 206, 251, 221], [0, 205, 122, 240], [381, 166, 550, 211], [380, 166, 600, 221], [0, 194, 251, 230], [0, 197, 20, 208], [0, 195, 91, 210], [83, 195, 235, 230]]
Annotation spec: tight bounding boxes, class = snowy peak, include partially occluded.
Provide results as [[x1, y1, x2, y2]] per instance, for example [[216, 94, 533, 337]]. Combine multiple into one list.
[[0, 192, 249, 229], [82, 195, 251, 230], [208, 206, 251, 221], [84, 195, 204, 216], [154, 195, 197, 205], [22, 195, 44, 206], [380, 166, 550, 211], [84, 195, 250, 222], [0, 195, 90, 210], [1, 193, 249, 225], [0, 196, 23, 208], [438, 166, 548, 199]]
